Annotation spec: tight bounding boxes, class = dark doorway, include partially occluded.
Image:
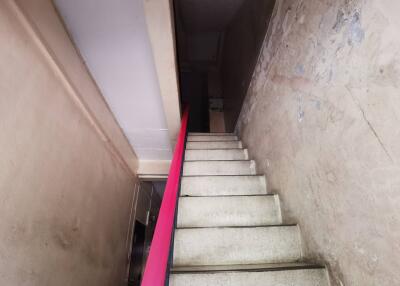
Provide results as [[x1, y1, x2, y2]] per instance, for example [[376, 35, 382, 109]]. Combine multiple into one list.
[[173, 0, 276, 132], [180, 71, 209, 132], [127, 181, 164, 285], [128, 220, 146, 286]]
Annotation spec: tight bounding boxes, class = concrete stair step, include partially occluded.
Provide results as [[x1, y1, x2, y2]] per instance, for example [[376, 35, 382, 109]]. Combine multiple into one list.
[[173, 225, 302, 266], [177, 195, 282, 228], [186, 141, 242, 149], [174, 132, 328, 285], [188, 135, 238, 142], [183, 160, 256, 176], [170, 268, 330, 286], [189, 132, 235, 136], [181, 175, 267, 197], [185, 149, 249, 161], [171, 262, 320, 273]]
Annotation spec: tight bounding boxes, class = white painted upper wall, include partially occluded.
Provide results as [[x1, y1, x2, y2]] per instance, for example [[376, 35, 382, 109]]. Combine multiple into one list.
[[54, 0, 173, 160], [143, 0, 182, 152]]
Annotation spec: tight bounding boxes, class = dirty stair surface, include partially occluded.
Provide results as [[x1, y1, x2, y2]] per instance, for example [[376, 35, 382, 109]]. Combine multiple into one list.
[[170, 132, 330, 286]]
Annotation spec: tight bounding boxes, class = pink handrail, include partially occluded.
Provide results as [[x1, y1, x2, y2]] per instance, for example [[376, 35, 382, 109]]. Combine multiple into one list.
[[141, 106, 189, 286]]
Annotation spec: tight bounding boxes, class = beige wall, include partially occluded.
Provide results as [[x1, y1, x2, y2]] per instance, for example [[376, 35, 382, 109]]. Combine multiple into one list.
[[141, 0, 182, 176], [0, 1, 140, 285], [237, 0, 400, 285], [17, 0, 138, 174], [143, 0, 181, 150]]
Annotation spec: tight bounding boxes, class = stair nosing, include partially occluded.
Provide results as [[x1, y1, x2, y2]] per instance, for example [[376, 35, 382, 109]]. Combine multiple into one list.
[[186, 148, 243, 150], [188, 133, 236, 136], [182, 174, 265, 177], [184, 159, 249, 162], [188, 138, 238, 141], [185, 148, 248, 151], [175, 224, 297, 230], [170, 263, 325, 274], [184, 159, 254, 163], [187, 140, 241, 142], [179, 194, 273, 198]]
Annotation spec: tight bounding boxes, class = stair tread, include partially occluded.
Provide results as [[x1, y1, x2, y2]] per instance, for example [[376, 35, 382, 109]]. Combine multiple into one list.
[[177, 195, 282, 228], [186, 141, 242, 149], [170, 268, 329, 286], [173, 225, 302, 267], [183, 160, 256, 176], [185, 149, 248, 161], [181, 175, 267, 197], [189, 132, 235, 136], [188, 135, 238, 142]]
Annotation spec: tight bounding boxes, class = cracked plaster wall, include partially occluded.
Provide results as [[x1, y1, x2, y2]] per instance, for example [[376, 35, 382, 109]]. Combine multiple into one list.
[[236, 0, 400, 285]]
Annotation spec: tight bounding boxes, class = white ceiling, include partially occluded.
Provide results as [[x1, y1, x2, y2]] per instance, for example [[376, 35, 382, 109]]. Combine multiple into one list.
[[54, 0, 172, 160]]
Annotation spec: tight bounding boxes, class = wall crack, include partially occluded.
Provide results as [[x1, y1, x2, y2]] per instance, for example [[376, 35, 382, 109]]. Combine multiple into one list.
[[346, 87, 394, 163]]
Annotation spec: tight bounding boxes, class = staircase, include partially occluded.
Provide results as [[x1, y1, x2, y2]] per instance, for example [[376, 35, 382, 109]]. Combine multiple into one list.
[[169, 132, 331, 286]]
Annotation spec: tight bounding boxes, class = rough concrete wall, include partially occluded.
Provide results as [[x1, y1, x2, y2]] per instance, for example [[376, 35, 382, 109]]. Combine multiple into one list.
[[236, 0, 400, 285], [221, 0, 276, 131], [0, 1, 139, 285]]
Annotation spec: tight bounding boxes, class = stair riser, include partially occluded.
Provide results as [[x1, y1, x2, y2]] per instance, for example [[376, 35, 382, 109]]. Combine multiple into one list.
[[185, 149, 248, 161], [183, 161, 256, 176], [189, 132, 234, 136], [177, 196, 282, 228], [173, 226, 302, 266], [181, 176, 267, 197], [170, 269, 330, 286], [186, 141, 242, 149], [188, 135, 238, 142]]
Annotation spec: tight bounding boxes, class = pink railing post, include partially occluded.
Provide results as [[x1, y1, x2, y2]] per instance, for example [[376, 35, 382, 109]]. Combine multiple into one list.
[[141, 106, 189, 286]]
